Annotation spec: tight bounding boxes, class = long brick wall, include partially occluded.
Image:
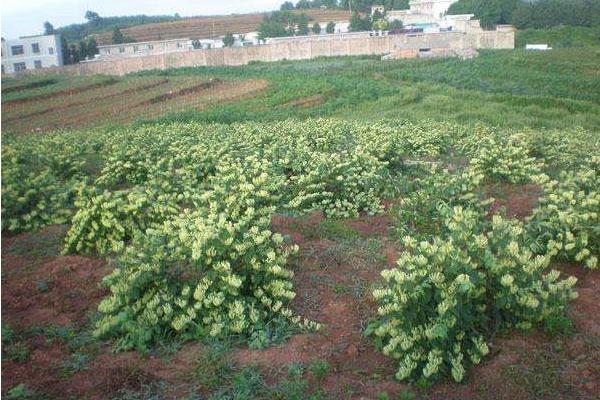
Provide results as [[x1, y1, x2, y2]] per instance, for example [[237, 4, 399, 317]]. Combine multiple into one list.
[[8, 29, 514, 77]]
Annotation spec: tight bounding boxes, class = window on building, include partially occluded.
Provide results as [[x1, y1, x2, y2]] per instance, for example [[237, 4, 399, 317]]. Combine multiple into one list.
[[119, 47, 125, 53], [133, 45, 139, 52], [13, 62, 26, 71], [32, 43, 40, 53], [48, 47, 54, 55], [148, 44, 154, 50], [34, 60, 42, 69], [11, 45, 24, 56]]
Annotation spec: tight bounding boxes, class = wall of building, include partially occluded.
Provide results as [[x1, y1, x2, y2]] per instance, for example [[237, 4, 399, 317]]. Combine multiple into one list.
[[7, 28, 514, 77], [1, 34, 63, 73], [98, 39, 191, 60], [410, 0, 459, 18]]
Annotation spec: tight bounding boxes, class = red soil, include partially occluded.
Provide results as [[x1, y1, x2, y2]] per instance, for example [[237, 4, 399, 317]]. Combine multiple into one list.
[[488, 183, 543, 219], [2, 210, 599, 399]]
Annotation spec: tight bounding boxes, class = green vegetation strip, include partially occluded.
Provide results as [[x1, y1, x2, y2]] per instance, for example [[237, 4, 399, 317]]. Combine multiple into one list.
[[2, 118, 598, 386]]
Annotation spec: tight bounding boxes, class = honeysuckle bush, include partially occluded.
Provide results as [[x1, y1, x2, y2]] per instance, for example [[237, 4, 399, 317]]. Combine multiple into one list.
[[394, 120, 459, 158], [94, 158, 320, 352], [527, 157, 599, 269], [371, 207, 578, 383], [1, 135, 87, 233], [62, 185, 182, 255], [392, 165, 493, 239], [3, 118, 593, 362], [94, 123, 233, 189], [286, 149, 388, 218], [468, 133, 543, 184], [520, 127, 600, 174]]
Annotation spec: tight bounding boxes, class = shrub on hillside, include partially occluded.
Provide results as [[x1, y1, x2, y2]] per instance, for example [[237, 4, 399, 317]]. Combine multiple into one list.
[[371, 207, 577, 383], [392, 166, 493, 239], [287, 150, 388, 218], [467, 132, 543, 184], [518, 127, 600, 173], [527, 157, 599, 269], [94, 158, 319, 352], [62, 185, 180, 255], [1, 137, 85, 233]]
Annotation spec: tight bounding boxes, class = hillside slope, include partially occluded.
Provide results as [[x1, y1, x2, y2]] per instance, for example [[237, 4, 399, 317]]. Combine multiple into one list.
[[93, 9, 351, 45]]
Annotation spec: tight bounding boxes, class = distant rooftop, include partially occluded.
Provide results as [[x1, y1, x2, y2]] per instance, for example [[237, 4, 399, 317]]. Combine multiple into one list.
[[18, 33, 59, 39], [97, 37, 191, 48]]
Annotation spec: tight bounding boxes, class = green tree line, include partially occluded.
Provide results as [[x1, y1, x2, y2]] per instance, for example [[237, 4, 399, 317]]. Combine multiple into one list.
[[447, 0, 600, 29]]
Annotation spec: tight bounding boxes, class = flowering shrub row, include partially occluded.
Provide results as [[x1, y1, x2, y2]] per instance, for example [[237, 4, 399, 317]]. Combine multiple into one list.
[[392, 165, 493, 239], [1, 135, 87, 232], [373, 207, 577, 383], [94, 158, 320, 351], [527, 157, 599, 269]]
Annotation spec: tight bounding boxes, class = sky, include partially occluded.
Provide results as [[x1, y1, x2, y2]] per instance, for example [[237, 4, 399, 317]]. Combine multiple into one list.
[[1, 0, 284, 38]]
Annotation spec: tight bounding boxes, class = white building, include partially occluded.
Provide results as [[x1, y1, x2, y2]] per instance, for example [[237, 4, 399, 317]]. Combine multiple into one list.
[[192, 38, 223, 50], [408, 0, 458, 18], [317, 21, 350, 34], [386, 0, 475, 33], [1, 34, 63, 74], [97, 38, 191, 60]]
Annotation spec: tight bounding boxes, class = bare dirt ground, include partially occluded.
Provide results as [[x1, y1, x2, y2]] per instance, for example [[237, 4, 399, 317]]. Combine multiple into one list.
[[2, 188, 599, 399], [1, 77, 269, 134]]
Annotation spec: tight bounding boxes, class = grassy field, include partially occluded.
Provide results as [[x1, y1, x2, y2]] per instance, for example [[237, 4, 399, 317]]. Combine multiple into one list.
[[515, 26, 600, 49], [2, 38, 600, 400], [3, 46, 599, 135]]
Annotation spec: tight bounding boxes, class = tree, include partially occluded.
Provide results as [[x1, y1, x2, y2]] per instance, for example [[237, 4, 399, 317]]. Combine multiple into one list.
[[349, 12, 372, 31], [112, 28, 125, 44], [511, 0, 600, 29], [86, 37, 99, 57], [69, 43, 80, 63], [297, 14, 310, 35], [44, 21, 54, 35], [223, 32, 235, 47], [312, 22, 322, 34], [280, 1, 295, 10], [61, 36, 71, 64], [447, 0, 517, 29], [296, 0, 311, 8], [258, 19, 288, 40], [384, 0, 409, 9], [85, 10, 101, 23], [258, 11, 299, 40], [79, 40, 88, 60], [389, 19, 403, 30], [371, 9, 387, 30], [326, 21, 336, 33]]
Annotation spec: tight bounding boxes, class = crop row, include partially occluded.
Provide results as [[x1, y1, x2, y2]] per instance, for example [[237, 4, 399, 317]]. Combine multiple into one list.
[[1, 118, 598, 382]]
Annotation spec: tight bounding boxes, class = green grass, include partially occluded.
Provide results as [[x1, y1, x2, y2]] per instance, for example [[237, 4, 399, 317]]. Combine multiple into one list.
[[193, 342, 328, 399], [4, 44, 600, 133], [141, 48, 600, 131], [516, 26, 600, 49]]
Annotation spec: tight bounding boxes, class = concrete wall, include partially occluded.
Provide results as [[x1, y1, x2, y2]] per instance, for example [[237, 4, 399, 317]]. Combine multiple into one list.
[[98, 38, 191, 60], [6, 28, 514, 77]]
